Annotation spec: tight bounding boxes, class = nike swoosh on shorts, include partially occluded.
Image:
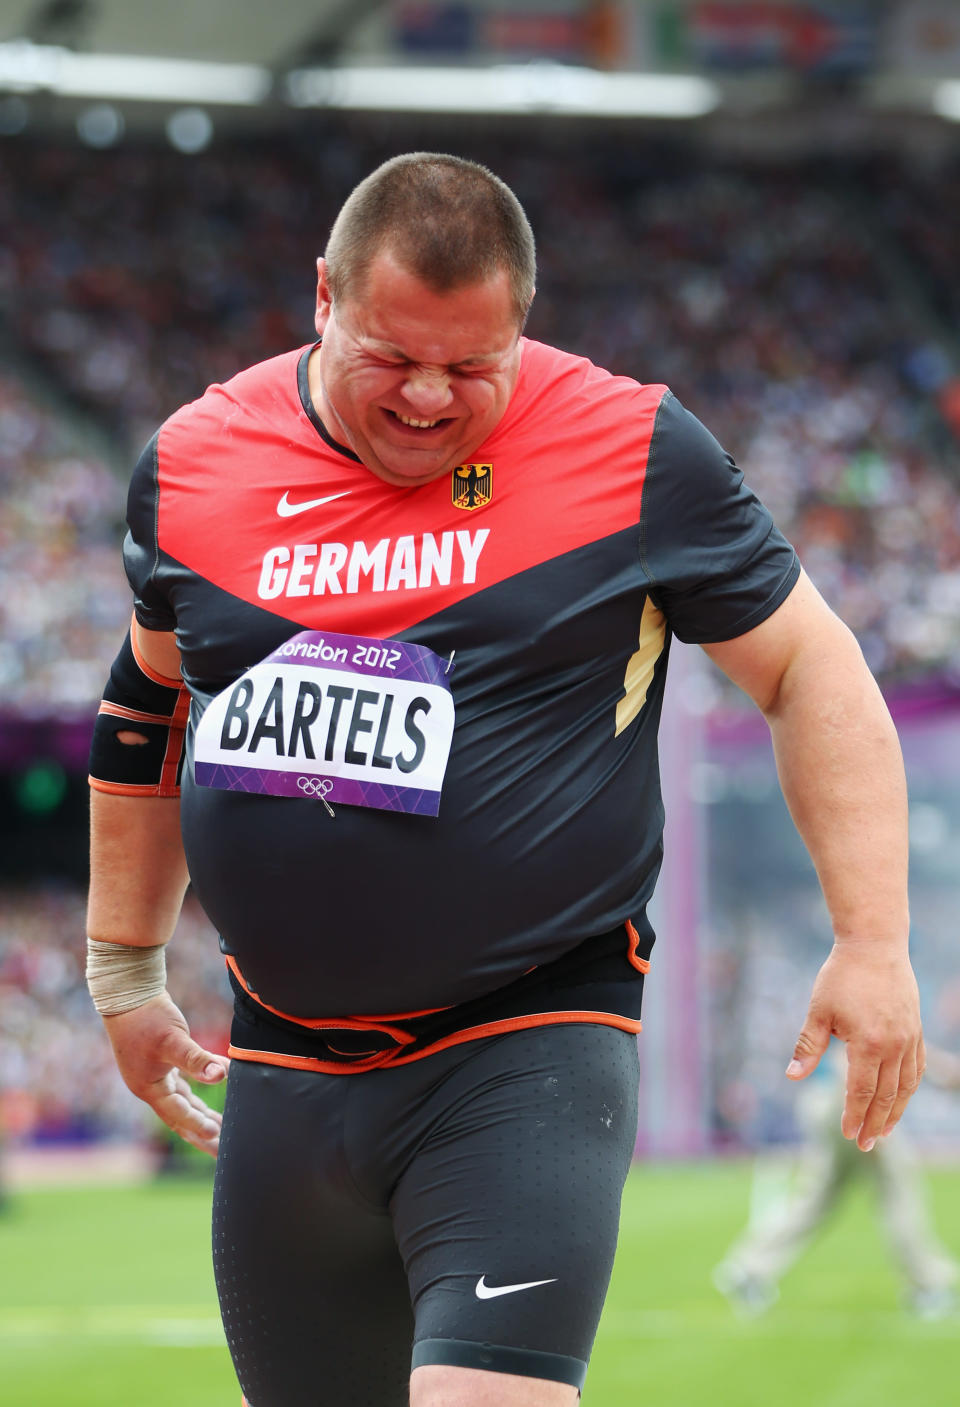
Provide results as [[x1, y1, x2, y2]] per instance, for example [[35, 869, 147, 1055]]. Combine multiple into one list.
[[474, 1276, 558, 1300], [276, 490, 352, 517]]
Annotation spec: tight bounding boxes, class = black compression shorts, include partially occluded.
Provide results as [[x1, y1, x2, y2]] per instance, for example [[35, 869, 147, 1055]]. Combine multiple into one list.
[[212, 1023, 641, 1406]]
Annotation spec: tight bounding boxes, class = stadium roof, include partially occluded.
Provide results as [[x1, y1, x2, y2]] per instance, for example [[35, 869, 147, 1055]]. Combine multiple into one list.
[[0, 0, 723, 119], [1, 1, 958, 134], [1, 0, 373, 68]]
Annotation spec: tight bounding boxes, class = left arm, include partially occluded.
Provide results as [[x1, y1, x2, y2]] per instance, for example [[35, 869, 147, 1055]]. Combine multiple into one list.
[[704, 570, 923, 1151]]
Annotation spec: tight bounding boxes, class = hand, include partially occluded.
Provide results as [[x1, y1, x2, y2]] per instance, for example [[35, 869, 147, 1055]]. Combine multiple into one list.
[[102, 992, 229, 1157], [785, 942, 925, 1151]]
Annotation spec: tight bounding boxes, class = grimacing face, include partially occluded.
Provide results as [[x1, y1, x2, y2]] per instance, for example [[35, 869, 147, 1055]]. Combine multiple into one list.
[[308, 249, 525, 487]]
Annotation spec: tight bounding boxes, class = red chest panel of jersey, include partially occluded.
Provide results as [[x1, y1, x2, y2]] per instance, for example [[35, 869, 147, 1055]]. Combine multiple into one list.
[[157, 342, 666, 640]]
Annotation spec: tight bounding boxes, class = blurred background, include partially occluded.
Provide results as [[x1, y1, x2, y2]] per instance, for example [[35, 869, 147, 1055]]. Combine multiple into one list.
[[1, 2, 960, 1404]]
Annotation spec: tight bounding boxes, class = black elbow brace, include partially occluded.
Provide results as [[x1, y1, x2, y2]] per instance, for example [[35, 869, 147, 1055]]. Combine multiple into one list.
[[89, 625, 189, 797]]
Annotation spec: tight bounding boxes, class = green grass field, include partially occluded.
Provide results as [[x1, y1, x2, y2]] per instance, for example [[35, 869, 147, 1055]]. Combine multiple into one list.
[[1, 1159, 958, 1406]]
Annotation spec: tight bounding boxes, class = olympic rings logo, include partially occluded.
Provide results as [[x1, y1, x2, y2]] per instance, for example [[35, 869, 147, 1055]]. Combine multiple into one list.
[[297, 776, 334, 798]]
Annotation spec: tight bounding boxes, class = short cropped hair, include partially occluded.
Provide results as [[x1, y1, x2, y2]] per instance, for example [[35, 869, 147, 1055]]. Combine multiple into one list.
[[324, 152, 536, 327]]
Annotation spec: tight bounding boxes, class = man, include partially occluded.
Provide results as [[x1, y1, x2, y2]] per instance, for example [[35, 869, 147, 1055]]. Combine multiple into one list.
[[86, 153, 923, 1407], [714, 1044, 957, 1319]]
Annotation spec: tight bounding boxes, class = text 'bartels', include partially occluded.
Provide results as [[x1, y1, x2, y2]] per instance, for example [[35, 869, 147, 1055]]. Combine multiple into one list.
[[192, 632, 456, 817]]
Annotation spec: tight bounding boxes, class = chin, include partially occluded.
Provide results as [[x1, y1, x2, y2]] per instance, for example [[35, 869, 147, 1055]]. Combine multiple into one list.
[[386, 465, 449, 486], [375, 449, 455, 484]]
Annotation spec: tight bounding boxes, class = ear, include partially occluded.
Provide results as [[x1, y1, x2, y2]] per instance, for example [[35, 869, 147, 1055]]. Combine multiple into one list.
[[314, 257, 333, 336]]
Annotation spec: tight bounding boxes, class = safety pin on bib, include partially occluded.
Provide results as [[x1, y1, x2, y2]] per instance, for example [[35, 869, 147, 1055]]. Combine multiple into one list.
[[297, 775, 336, 818]]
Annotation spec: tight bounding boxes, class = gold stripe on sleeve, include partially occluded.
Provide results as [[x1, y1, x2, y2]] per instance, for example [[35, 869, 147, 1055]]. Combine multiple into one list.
[[615, 596, 666, 736]]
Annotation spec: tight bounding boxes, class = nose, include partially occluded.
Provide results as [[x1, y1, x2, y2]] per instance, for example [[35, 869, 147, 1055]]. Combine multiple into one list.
[[401, 366, 453, 417]]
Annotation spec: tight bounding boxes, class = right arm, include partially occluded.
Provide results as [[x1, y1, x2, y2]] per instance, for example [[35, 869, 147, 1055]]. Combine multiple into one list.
[[87, 621, 228, 1157]]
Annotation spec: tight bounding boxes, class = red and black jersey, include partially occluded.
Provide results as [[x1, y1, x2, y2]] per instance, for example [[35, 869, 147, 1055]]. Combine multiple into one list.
[[124, 338, 798, 1055]]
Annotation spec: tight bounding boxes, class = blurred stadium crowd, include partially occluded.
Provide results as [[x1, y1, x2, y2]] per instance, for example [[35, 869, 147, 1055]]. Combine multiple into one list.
[[0, 372, 124, 714], [0, 886, 228, 1147], [4, 126, 960, 704], [2, 120, 960, 1149]]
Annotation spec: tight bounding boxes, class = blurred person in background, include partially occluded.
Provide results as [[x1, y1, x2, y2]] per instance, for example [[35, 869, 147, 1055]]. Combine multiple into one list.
[[714, 1041, 959, 1319], [85, 153, 923, 1407]]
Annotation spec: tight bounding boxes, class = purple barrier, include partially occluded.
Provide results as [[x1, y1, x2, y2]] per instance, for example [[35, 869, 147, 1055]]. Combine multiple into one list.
[[707, 676, 960, 749], [0, 715, 95, 772]]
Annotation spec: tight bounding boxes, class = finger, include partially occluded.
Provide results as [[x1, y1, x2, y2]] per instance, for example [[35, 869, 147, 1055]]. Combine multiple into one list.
[[786, 1017, 832, 1081], [159, 1031, 229, 1084], [165, 1071, 223, 1128], [154, 1087, 222, 1140], [152, 1072, 223, 1156], [881, 1064, 918, 1138], [883, 1036, 926, 1136], [847, 1055, 901, 1150], [195, 1055, 230, 1084], [840, 1045, 881, 1141], [159, 1100, 221, 1158], [178, 1124, 221, 1158], [170, 1121, 220, 1158]]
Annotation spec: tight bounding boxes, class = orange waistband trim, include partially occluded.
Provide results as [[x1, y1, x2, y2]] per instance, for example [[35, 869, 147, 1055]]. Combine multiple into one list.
[[228, 1009, 643, 1076], [226, 919, 648, 1037], [626, 918, 651, 973], [225, 954, 453, 1041]]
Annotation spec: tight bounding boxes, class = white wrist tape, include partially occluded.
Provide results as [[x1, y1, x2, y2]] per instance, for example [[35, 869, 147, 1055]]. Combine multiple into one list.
[[86, 938, 167, 1015]]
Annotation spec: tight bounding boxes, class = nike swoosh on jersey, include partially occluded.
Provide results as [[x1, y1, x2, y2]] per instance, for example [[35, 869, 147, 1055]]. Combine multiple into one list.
[[474, 1275, 558, 1300], [277, 490, 352, 517]]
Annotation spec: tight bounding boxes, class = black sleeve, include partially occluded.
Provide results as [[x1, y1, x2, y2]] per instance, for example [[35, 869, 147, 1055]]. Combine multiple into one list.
[[639, 392, 800, 643], [122, 431, 178, 633]]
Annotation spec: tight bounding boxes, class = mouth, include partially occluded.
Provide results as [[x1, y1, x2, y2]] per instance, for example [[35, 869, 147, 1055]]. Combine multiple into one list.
[[386, 409, 452, 433]]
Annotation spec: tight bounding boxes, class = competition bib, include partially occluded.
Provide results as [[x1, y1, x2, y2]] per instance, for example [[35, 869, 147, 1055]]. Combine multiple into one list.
[[193, 631, 455, 817]]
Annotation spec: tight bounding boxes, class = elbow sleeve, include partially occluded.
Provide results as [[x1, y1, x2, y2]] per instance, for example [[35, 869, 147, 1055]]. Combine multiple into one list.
[[89, 625, 189, 798]]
